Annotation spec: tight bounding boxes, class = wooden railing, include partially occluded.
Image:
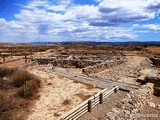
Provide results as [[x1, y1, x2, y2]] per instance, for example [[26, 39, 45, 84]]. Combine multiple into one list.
[[59, 86, 119, 120]]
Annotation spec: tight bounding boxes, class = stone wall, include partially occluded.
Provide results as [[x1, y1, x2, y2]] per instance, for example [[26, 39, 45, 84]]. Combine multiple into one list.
[[82, 60, 123, 75], [51, 60, 101, 68], [31, 58, 55, 65], [32, 58, 102, 68], [150, 58, 160, 67], [106, 83, 154, 120], [145, 73, 160, 96]]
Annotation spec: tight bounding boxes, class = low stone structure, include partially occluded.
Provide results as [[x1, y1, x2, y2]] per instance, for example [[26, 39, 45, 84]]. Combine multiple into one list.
[[106, 83, 154, 120], [82, 60, 123, 75], [32, 58, 102, 68], [150, 58, 160, 67], [145, 72, 160, 96], [51, 59, 102, 68]]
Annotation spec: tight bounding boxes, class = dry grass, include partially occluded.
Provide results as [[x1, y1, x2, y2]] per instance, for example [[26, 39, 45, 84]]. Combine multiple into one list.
[[11, 69, 31, 87], [0, 67, 16, 78], [0, 67, 40, 120], [146, 47, 160, 53]]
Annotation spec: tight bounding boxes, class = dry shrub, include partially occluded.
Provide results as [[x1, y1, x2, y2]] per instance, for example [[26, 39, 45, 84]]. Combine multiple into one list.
[[62, 99, 72, 105], [18, 78, 40, 98], [54, 112, 60, 117], [73, 80, 80, 84], [11, 69, 32, 87], [0, 67, 40, 119], [0, 67, 16, 78], [0, 92, 11, 113], [0, 115, 11, 120], [0, 92, 5, 107]]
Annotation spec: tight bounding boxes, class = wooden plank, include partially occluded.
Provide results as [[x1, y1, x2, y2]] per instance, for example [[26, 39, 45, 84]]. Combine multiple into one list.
[[88, 100, 92, 112], [58, 88, 114, 120], [73, 109, 88, 120], [100, 93, 103, 104], [64, 104, 88, 119], [67, 108, 88, 120]]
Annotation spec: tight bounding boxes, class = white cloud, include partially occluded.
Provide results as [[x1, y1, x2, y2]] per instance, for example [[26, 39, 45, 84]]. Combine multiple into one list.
[[91, 0, 160, 26], [94, 0, 103, 3], [1, 0, 160, 42], [142, 24, 160, 30]]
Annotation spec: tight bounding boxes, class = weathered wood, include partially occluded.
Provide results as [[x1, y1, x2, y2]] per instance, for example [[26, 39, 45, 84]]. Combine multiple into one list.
[[100, 93, 103, 104], [25, 55, 27, 65], [3, 55, 5, 63], [10, 50, 12, 58], [88, 100, 92, 112], [58, 87, 118, 120], [66, 108, 88, 119], [114, 88, 118, 93]]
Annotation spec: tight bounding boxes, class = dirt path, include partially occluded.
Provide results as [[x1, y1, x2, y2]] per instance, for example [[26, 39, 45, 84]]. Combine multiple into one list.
[[26, 67, 100, 120]]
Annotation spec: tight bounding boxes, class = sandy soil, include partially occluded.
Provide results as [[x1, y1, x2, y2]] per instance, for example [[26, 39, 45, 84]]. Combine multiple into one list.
[[0, 59, 25, 67], [26, 66, 100, 120]]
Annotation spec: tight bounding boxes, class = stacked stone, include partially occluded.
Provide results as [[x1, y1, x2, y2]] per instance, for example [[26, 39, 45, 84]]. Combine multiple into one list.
[[82, 60, 123, 75], [106, 83, 154, 120]]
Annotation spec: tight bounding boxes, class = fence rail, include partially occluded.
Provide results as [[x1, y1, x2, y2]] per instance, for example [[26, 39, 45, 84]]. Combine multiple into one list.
[[58, 86, 119, 120]]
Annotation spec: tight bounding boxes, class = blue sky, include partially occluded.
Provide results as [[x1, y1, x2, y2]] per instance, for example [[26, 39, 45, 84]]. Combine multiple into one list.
[[0, 0, 160, 43]]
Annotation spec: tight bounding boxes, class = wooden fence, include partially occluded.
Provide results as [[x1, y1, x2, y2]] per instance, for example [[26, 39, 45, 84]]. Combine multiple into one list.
[[59, 86, 119, 120]]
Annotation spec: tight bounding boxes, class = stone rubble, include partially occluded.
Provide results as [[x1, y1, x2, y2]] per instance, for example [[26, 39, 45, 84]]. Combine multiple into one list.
[[106, 83, 154, 120]]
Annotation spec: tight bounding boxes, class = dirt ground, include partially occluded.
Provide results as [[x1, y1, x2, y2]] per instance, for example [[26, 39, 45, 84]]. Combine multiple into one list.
[[90, 56, 154, 85], [0, 44, 160, 119], [146, 47, 160, 53], [0, 56, 25, 67], [26, 66, 100, 120]]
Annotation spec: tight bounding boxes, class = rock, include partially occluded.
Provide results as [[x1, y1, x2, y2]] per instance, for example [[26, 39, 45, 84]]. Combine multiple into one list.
[[106, 112, 116, 120], [112, 108, 121, 114], [156, 104, 160, 109], [149, 102, 156, 108]]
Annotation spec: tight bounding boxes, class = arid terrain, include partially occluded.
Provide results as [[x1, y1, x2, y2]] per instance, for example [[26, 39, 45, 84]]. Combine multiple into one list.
[[0, 43, 160, 120]]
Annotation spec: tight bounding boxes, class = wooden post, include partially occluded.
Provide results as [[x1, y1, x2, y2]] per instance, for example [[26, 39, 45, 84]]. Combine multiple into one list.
[[25, 55, 27, 65], [114, 88, 118, 93], [36, 50, 37, 57], [100, 93, 103, 104], [3, 55, 5, 66], [0, 78, 3, 90], [30, 49, 32, 56], [88, 100, 92, 112], [10, 50, 12, 58]]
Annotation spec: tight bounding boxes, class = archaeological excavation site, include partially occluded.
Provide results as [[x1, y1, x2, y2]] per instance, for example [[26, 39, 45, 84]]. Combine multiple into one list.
[[0, 43, 160, 120]]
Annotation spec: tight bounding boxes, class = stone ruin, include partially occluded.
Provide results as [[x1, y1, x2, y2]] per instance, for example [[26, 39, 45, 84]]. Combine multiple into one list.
[[145, 71, 160, 96], [106, 83, 155, 120], [150, 58, 160, 67], [31, 58, 102, 68], [82, 60, 123, 75]]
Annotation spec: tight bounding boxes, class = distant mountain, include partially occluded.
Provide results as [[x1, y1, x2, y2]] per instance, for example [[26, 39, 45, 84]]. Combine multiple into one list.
[[29, 41, 160, 45]]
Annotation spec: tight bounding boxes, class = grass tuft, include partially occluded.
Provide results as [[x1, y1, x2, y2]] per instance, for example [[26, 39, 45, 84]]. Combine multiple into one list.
[[0, 67, 40, 119]]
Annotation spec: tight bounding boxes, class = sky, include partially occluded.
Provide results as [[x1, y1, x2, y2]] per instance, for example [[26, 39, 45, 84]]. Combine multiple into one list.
[[0, 0, 160, 43]]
